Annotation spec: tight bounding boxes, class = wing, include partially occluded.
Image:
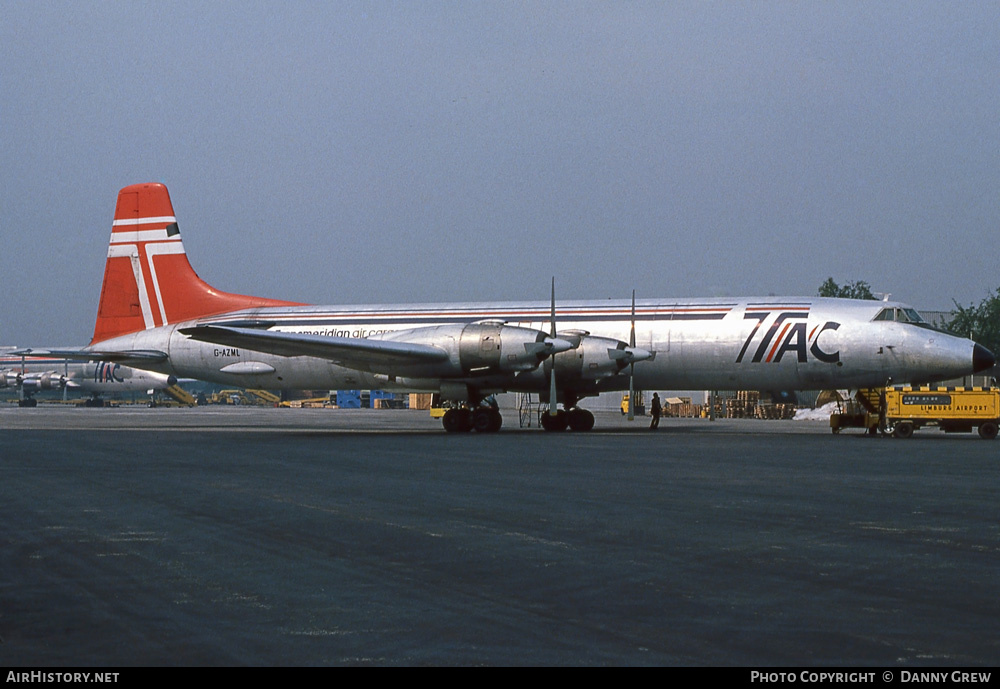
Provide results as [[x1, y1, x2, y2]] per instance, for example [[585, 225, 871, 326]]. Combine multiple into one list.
[[11, 348, 169, 365], [179, 325, 449, 372]]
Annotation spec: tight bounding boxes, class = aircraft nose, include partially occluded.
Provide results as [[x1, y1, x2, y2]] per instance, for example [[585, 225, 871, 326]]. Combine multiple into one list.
[[973, 343, 996, 373]]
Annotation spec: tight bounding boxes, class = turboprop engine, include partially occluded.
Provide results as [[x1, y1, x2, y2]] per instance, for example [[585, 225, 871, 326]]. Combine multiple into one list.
[[374, 321, 574, 377], [0, 369, 18, 388], [20, 371, 66, 393], [548, 330, 652, 382]]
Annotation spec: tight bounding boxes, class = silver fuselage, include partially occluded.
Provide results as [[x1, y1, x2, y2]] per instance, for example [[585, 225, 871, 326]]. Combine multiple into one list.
[[90, 296, 981, 395]]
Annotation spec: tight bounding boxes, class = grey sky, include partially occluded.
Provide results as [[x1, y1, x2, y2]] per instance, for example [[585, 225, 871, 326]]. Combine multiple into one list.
[[2, 1, 998, 345]]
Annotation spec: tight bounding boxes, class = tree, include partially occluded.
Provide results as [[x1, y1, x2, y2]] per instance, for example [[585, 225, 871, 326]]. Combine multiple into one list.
[[945, 287, 1000, 362], [817, 278, 877, 300]]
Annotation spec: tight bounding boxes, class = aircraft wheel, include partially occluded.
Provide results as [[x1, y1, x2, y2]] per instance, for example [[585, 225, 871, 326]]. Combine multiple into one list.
[[473, 408, 502, 433], [567, 408, 595, 432], [442, 408, 473, 433], [541, 410, 568, 432], [893, 422, 914, 439], [978, 422, 998, 440]]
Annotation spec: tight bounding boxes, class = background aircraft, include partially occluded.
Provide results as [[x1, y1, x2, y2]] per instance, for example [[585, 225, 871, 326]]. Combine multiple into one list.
[[27, 183, 995, 430], [1, 347, 175, 407]]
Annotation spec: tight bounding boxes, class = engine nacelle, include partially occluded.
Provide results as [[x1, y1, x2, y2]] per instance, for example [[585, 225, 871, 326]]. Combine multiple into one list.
[[547, 331, 653, 383], [553, 333, 629, 381], [374, 321, 573, 377], [509, 332, 653, 396], [0, 369, 17, 388], [20, 371, 66, 392]]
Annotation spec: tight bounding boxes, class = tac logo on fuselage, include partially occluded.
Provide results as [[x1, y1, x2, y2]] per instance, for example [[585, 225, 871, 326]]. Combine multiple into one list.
[[736, 307, 840, 364], [94, 361, 125, 383]]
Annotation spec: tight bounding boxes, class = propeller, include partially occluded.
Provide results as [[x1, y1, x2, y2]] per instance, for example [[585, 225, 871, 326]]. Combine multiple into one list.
[[627, 290, 636, 421], [19, 353, 26, 404], [549, 277, 558, 417]]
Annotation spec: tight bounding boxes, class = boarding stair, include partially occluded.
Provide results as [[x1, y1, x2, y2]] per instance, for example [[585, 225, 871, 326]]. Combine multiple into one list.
[[247, 389, 281, 405], [164, 384, 196, 406]]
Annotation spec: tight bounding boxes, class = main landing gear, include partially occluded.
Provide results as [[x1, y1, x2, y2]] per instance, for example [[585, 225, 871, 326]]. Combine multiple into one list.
[[442, 406, 503, 433], [441, 405, 595, 432], [540, 407, 595, 432]]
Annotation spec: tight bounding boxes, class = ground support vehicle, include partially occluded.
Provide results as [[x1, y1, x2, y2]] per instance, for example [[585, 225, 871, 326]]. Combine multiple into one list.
[[831, 387, 999, 439], [882, 386, 998, 439]]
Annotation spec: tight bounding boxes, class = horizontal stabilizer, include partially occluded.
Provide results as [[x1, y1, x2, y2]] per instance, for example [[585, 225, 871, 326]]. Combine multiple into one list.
[[179, 325, 450, 372]]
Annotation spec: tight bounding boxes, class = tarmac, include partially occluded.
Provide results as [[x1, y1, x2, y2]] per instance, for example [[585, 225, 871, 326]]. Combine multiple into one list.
[[1, 405, 998, 666]]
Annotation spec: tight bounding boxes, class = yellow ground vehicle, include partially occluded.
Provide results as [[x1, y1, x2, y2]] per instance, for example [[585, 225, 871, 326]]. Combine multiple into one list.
[[428, 393, 449, 418], [620, 392, 645, 416], [206, 389, 280, 406], [883, 386, 999, 439], [830, 386, 999, 439]]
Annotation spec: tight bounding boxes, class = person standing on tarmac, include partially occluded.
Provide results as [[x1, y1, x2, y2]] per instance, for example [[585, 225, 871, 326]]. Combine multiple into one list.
[[650, 392, 662, 430]]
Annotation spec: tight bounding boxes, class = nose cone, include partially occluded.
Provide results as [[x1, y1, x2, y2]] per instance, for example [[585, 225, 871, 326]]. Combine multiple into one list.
[[623, 346, 653, 363], [973, 343, 996, 373]]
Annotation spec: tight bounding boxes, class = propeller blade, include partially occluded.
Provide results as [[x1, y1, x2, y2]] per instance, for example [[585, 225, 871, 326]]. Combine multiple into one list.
[[549, 277, 557, 416], [629, 290, 636, 348], [628, 290, 636, 421]]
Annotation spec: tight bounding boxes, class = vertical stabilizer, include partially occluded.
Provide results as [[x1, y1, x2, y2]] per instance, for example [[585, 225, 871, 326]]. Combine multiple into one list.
[[91, 183, 301, 344]]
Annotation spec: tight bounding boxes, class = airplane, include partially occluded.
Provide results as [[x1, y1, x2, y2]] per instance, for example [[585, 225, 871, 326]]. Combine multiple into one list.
[[1, 347, 176, 407], [22, 182, 996, 431]]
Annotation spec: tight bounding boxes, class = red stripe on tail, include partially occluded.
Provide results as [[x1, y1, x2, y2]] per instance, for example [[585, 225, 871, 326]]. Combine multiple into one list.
[[90, 183, 303, 344]]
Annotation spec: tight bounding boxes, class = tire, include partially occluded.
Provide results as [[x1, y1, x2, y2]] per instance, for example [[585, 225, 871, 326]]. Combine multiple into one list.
[[567, 408, 595, 432], [893, 423, 914, 439], [541, 410, 568, 432], [486, 409, 503, 433], [442, 408, 472, 433], [473, 408, 502, 433], [978, 422, 998, 440]]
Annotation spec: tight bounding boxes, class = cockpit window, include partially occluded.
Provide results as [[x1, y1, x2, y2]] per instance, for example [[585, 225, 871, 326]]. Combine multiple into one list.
[[872, 307, 928, 324]]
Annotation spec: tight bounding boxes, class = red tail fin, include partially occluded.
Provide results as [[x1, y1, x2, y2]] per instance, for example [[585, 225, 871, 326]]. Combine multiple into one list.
[[91, 183, 302, 344]]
